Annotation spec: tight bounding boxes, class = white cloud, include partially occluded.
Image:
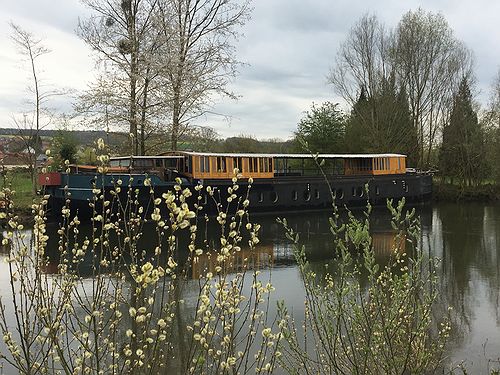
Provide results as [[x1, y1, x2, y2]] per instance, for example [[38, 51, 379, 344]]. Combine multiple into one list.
[[1, 0, 500, 139]]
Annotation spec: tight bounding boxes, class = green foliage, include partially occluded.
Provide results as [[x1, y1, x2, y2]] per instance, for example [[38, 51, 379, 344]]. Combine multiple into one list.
[[222, 135, 261, 153], [277, 198, 450, 374], [295, 102, 346, 153], [439, 78, 487, 186], [0, 169, 34, 209], [52, 129, 78, 166], [77, 146, 98, 165]]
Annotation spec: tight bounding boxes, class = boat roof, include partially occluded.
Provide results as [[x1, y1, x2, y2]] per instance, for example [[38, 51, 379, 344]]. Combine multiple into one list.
[[170, 151, 406, 159], [110, 155, 184, 160]]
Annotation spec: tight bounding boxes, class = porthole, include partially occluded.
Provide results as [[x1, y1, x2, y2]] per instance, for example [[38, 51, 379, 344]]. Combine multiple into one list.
[[292, 190, 298, 201], [258, 192, 264, 203], [336, 188, 344, 199], [303, 190, 311, 201], [270, 191, 278, 203], [315, 189, 320, 199]]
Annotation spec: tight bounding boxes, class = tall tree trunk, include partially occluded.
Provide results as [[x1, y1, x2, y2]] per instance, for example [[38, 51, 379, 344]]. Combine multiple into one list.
[[126, 0, 139, 155], [171, 90, 180, 151], [140, 73, 150, 156], [29, 44, 39, 195]]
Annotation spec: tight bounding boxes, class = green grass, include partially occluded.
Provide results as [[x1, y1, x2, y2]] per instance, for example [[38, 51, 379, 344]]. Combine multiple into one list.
[[1, 169, 36, 210]]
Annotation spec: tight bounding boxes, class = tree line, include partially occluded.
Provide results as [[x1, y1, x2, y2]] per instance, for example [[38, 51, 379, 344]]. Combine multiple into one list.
[[296, 9, 500, 187]]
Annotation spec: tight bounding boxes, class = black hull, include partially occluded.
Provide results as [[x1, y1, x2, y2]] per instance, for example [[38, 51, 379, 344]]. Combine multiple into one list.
[[45, 173, 432, 220]]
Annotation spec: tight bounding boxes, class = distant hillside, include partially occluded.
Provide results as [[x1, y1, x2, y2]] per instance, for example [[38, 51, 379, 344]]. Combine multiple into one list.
[[0, 128, 127, 145]]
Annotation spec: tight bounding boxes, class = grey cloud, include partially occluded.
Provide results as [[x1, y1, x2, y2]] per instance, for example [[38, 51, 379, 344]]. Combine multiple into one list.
[[4, 0, 91, 35]]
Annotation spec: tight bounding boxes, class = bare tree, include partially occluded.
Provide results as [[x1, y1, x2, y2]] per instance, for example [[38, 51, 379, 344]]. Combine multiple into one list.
[[156, 0, 251, 150], [392, 9, 473, 168], [79, 0, 250, 154], [328, 14, 391, 106], [328, 15, 417, 159], [78, 0, 165, 155], [482, 69, 500, 182], [10, 23, 55, 194], [329, 11, 473, 168]]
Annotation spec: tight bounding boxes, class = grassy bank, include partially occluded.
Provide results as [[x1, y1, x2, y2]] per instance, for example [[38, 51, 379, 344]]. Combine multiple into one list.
[[1, 169, 35, 217], [433, 178, 500, 202]]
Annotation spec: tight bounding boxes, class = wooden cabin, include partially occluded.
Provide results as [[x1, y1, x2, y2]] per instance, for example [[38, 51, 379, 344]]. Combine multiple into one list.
[[167, 152, 407, 180], [344, 154, 406, 176], [169, 152, 275, 179]]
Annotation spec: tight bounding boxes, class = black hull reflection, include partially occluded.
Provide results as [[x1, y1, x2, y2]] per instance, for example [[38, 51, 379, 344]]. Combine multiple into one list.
[[40, 205, 423, 279]]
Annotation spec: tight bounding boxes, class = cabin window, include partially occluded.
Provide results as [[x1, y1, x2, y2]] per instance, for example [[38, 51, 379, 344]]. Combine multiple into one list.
[[164, 158, 178, 169], [398, 158, 401, 170], [386, 158, 390, 170], [134, 159, 153, 167], [352, 187, 356, 197], [249, 158, 258, 173], [216, 157, 227, 173], [233, 157, 243, 173], [258, 158, 272, 173], [200, 156, 210, 173], [181, 156, 192, 173], [315, 189, 320, 199], [292, 190, 298, 201], [375, 186, 380, 195], [357, 186, 364, 197], [258, 192, 264, 203]]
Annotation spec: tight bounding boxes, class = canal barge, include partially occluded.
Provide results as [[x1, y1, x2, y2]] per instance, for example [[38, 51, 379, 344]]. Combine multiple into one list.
[[38, 151, 432, 218]]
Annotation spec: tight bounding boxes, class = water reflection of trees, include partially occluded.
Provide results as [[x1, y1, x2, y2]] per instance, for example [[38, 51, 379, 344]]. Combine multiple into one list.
[[428, 203, 500, 355], [481, 206, 500, 326]]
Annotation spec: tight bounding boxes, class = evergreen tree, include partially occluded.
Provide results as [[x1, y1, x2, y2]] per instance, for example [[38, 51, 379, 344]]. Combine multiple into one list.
[[439, 78, 487, 186], [345, 86, 370, 153], [345, 78, 418, 165]]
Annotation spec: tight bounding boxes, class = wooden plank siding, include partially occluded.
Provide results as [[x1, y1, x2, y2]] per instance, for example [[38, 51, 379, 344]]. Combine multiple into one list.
[[372, 156, 406, 175], [190, 155, 274, 180], [345, 156, 406, 176]]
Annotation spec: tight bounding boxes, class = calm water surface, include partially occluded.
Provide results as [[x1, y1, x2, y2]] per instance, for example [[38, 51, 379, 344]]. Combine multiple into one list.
[[247, 202, 500, 373], [2, 202, 500, 373]]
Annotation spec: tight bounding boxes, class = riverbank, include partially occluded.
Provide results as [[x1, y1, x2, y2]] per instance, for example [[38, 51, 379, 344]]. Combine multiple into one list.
[[432, 180, 500, 202]]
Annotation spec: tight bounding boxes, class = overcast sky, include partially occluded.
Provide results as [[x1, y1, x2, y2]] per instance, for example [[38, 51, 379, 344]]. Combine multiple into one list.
[[1, 0, 500, 141]]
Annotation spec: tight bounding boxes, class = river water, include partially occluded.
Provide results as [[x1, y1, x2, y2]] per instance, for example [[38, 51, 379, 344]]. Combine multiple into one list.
[[1, 202, 500, 373], [245, 202, 500, 373], [232, 201, 500, 373]]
